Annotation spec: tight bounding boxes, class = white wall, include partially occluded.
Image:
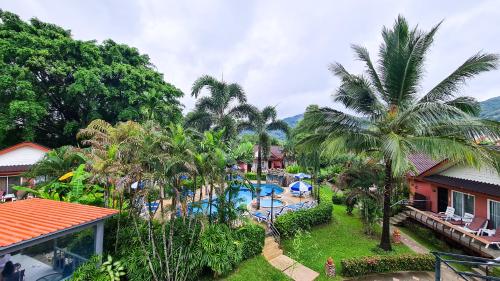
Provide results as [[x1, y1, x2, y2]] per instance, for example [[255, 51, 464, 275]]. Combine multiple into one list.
[[438, 165, 500, 186], [0, 146, 47, 166]]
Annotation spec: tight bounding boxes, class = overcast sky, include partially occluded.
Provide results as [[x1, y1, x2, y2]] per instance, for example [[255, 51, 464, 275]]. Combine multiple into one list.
[[1, 0, 499, 118]]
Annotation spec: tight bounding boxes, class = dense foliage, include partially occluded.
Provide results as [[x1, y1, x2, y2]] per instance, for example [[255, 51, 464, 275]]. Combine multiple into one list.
[[274, 202, 333, 238], [0, 11, 183, 148], [341, 254, 435, 277], [236, 224, 266, 259]]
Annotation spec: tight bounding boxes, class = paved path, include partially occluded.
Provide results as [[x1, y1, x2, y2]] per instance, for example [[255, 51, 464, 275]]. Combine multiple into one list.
[[263, 238, 319, 281]]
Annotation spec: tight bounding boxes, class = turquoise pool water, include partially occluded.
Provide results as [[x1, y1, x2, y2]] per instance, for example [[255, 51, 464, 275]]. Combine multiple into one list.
[[186, 183, 283, 214]]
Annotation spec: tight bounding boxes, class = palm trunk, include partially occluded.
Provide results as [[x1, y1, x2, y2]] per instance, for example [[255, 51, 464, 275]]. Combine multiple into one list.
[[379, 160, 393, 251], [256, 145, 262, 210], [208, 182, 214, 223]]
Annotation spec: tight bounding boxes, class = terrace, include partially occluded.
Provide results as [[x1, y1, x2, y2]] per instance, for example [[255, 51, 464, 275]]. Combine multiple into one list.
[[405, 205, 500, 258]]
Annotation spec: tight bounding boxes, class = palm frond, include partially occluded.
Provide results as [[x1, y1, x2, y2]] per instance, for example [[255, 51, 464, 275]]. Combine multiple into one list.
[[226, 83, 246, 103], [228, 103, 257, 119], [445, 96, 481, 116], [191, 75, 219, 97], [262, 106, 277, 122], [351, 44, 385, 94], [420, 53, 499, 103], [266, 120, 289, 137]]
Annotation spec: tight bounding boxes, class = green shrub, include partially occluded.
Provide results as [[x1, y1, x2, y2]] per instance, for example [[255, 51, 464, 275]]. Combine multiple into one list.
[[71, 256, 108, 281], [341, 254, 435, 277], [244, 172, 266, 181], [200, 224, 243, 276], [331, 192, 345, 205], [285, 164, 301, 174], [274, 202, 333, 238], [236, 223, 266, 259]]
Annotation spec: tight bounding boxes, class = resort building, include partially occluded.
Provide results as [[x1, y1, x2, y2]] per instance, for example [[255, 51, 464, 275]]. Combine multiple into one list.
[[0, 198, 117, 280], [0, 142, 49, 197], [243, 145, 286, 172], [408, 153, 500, 228]]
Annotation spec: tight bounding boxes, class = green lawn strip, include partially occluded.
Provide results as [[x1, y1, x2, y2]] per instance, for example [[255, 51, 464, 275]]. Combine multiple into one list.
[[281, 185, 412, 281], [398, 225, 473, 273], [219, 255, 291, 281]]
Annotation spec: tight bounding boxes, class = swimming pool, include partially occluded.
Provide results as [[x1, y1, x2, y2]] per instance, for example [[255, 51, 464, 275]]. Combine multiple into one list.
[[185, 183, 283, 215], [260, 199, 284, 208]]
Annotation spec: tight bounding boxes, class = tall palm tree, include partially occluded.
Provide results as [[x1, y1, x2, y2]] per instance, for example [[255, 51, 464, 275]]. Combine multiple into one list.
[[238, 106, 289, 209], [299, 16, 500, 251], [186, 75, 254, 139]]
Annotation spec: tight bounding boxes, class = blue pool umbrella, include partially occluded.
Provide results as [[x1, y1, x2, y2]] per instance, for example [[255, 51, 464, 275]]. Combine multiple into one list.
[[289, 181, 312, 192], [294, 173, 311, 179]]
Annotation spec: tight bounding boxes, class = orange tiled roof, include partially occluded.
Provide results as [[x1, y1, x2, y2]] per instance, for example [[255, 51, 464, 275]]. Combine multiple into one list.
[[0, 198, 118, 248]]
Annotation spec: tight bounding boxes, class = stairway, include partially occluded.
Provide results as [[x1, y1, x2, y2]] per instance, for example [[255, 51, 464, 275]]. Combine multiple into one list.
[[263, 236, 283, 260], [390, 210, 409, 225]]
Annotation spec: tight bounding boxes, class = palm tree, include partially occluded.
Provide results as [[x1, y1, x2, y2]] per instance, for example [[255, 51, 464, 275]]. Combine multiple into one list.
[[238, 106, 290, 209], [299, 16, 500, 251], [25, 145, 86, 181], [186, 75, 254, 139]]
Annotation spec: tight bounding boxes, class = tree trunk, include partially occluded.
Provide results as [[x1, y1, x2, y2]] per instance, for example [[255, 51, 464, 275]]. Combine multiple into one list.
[[256, 145, 262, 210], [208, 182, 214, 223], [379, 160, 393, 251]]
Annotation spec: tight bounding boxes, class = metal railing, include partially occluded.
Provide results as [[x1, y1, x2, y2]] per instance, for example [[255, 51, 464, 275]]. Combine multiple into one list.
[[433, 251, 500, 281], [268, 222, 281, 244]]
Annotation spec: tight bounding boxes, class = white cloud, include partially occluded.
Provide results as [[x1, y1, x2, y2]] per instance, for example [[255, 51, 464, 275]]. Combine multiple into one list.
[[1, 0, 498, 118]]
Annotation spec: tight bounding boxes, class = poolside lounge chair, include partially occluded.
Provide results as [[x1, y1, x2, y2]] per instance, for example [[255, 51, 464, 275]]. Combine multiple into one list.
[[291, 191, 302, 197], [286, 202, 306, 211], [141, 202, 160, 217], [252, 211, 270, 223], [462, 217, 488, 235]]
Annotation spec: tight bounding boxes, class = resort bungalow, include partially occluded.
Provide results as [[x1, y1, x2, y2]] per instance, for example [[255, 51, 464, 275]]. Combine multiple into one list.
[[403, 153, 500, 257], [244, 145, 286, 172], [408, 153, 500, 228], [0, 198, 117, 280], [0, 142, 49, 200]]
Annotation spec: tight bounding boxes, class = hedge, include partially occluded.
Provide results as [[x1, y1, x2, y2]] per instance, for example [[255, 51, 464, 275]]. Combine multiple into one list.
[[274, 202, 333, 238], [236, 223, 266, 259], [331, 192, 346, 205], [341, 254, 435, 277], [244, 172, 266, 181]]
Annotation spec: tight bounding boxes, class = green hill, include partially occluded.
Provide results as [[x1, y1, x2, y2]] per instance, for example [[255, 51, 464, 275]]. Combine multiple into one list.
[[480, 96, 500, 121]]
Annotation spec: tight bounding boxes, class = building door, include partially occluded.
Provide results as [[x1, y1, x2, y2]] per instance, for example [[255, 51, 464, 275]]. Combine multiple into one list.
[[437, 187, 448, 213]]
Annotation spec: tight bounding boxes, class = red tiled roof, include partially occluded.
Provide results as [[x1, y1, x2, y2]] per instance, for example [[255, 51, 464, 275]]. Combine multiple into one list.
[[0, 199, 117, 248], [0, 142, 50, 155], [407, 153, 443, 177], [254, 145, 284, 160]]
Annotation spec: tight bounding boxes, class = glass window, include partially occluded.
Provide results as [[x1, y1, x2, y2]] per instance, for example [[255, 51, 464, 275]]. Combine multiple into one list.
[[490, 200, 500, 229], [0, 177, 6, 193], [452, 191, 474, 217], [453, 191, 464, 216], [7, 176, 21, 194]]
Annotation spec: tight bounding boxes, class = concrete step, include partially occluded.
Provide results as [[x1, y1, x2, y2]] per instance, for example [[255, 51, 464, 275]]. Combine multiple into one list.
[[471, 267, 487, 280], [263, 247, 283, 260]]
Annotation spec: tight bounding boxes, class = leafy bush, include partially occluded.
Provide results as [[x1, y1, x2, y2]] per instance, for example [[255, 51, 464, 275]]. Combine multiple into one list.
[[244, 172, 265, 181], [236, 223, 266, 259], [200, 224, 243, 276], [331, 192, 346, 205], [341, 254, 435, 277], [71, 256, 108, 281], [274, 202, 333, 238], [285, 164, 301, 174]]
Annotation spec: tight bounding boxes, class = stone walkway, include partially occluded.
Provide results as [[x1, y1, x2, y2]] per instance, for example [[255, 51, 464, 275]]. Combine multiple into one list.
[[263, 237, 319, 281]]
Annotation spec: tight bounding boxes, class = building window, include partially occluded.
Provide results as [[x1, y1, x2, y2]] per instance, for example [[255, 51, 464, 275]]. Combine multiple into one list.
[[0, 176, 21, 194], [452, 191, 475, 217], [489, 200, 500, 229]]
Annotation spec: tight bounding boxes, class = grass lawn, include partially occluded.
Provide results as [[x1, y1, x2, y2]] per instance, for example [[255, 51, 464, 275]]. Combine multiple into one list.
[[281, 186, 413, 280], [219, 255, 290, 281]]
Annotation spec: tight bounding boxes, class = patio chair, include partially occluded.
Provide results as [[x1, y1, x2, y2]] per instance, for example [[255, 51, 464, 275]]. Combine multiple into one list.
[[483, 227, 500, 248], [438, 206, 459, 221], [286, 202, 305, 211], [291, 191, 302, 197], [450, 212, 474, 226], [462, 217, 488, 235], [142, 202, 160, 217], [252, 211, 270, 223]]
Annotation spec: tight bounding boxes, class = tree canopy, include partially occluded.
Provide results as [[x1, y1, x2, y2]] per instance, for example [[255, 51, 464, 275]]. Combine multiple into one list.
[[0, 10, 183, 148]]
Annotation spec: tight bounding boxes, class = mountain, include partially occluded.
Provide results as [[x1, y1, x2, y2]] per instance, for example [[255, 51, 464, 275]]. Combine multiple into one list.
[[480, 96, 500, 121], [282, 114, 303, 128]]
